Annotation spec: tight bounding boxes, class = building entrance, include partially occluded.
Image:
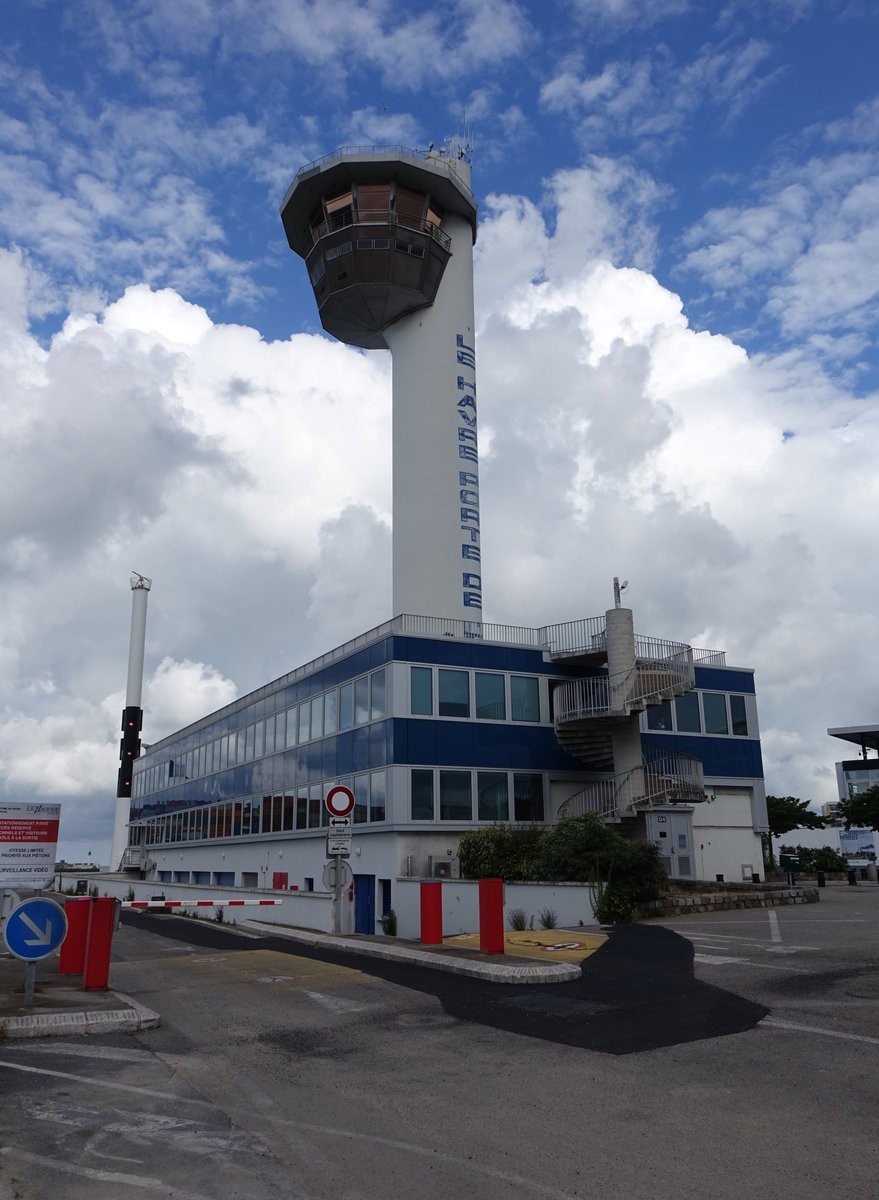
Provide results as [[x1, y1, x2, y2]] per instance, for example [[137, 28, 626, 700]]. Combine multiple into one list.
[[354, 874, 376, 934], [646, 808, 695, 880]]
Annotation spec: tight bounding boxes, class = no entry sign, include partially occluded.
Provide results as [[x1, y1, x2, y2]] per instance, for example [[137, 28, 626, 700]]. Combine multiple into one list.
[[325, 786, 355, 818]]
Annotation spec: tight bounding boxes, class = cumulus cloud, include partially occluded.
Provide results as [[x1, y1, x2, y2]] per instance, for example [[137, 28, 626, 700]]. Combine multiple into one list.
[[4, 88, 878, 861]]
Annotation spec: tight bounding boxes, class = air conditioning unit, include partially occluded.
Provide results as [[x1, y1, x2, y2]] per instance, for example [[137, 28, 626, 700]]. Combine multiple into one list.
[[433, 861, 452, 879]]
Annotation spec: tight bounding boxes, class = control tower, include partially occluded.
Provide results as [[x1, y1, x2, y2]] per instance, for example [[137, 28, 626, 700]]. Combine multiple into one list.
[[281, 146, 482, 623]]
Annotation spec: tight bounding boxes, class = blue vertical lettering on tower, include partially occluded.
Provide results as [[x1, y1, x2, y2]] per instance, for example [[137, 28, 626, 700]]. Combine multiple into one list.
[[455, 332, 481, 615]]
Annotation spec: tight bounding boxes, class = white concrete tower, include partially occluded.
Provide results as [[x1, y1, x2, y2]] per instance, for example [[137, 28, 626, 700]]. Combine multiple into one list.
[[111, 573, 151, 870], [281, 147, 482, 624]]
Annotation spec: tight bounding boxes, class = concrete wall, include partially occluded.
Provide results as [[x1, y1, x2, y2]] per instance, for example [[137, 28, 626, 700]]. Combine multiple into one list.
[[392, 879, 598, 939], [693, 792, 765, 881]]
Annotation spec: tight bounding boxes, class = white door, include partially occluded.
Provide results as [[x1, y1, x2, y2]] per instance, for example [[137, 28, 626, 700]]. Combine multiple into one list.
[[646, 809, 694, 880]]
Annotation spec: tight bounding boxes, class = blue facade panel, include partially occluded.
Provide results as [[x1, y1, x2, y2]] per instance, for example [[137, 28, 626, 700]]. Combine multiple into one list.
[[393, 718, 588, 771], [694, 666, 756, 694], [642, 733, 764, 778]]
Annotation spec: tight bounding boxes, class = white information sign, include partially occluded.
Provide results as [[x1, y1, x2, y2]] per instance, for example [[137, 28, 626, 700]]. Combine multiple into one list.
[[327, 816, 352, 857], [0, 803, 61, 889]]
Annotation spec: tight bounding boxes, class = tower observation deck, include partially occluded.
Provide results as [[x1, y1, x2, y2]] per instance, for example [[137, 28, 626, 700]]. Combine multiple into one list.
[[281, 146, 483, 623]]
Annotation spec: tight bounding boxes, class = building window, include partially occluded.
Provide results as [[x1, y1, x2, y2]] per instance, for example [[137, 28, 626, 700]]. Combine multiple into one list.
[[475, 673, 505, 720], [370, 669, 386, 720], [370, 770, 386, 822], [324, 690, 338, 734], [285, 711, 297, 749], [703, 693, 729, 735], [411, 666, 433, 715], [646, 700, 673, 731], [339, 682, 354, 731], [675, 692, 701, 733], [440, 770, 472, 820], [511, 676, 540, 722], [477, 772, 509, 821], [729, 694, 749, 736], [354, 676, 370, 725], [514, 774, 544, 822], [438, 669, 469, 718], [297, 702, 311, 744], [311, 694, 324, 739], [354, 773, 369, 823], [411, 769, 434, 820], [264, 718, 275, 756]]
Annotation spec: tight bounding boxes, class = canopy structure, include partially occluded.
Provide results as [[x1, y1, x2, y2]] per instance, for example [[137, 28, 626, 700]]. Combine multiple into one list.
[[828, 725, 879, 757]]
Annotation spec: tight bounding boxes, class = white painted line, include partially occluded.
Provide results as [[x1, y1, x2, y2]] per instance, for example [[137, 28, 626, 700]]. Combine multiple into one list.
[[761, 1017, 879, 1047], [268, 1115, 586, 1200], [693, 954, 745, 965], [4, 1042, 155, 1062], [304, 990, 371, 1014], [768, 910, 782, 944], [0, 1059, 213, 1104], [0, 1147, 218, 1200]]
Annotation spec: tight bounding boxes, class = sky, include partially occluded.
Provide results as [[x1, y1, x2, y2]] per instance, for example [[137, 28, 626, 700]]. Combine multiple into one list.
[[2, 0, 878, 862]]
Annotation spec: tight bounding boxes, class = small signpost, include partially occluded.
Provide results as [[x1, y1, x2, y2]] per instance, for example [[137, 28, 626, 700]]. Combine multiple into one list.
[[3, 896, 68, 1007], [325, 787, 355, 934]]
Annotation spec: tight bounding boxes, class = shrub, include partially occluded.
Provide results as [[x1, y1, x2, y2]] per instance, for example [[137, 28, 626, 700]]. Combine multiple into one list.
[[779, 843, 848, 873], [538, 907, 558, 929], [380, 909, 398, 936], [508, 907, 528, 931], [458, 824, 544, 881], [593, 884, 637, 924]]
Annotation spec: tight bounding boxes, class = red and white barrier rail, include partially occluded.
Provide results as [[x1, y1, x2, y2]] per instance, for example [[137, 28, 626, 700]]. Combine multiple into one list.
[[122, 898, 283, 909]]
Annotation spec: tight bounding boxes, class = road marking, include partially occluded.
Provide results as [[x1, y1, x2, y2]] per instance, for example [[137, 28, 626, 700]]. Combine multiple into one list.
[[303, 990, 371, 1013], [0, 1147, 218, 1200], [0, 1059, 213, 1105], [693, 954, 746, 965], [761, 1017, 879, 1046], [269, 1115, 586, 1200], [768, 910, 782, 943], [693, 955, 806, 973], [3, 1042, 155, 1062], [25, 1098, 264, 1154]]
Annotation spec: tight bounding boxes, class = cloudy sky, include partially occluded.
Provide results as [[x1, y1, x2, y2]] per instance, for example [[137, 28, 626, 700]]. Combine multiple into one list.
[[2, 0, 877, 861]]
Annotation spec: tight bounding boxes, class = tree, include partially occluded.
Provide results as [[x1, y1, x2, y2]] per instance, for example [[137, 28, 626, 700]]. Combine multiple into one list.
[[763, 795, 826, 868], [837, 785, 879, 831]]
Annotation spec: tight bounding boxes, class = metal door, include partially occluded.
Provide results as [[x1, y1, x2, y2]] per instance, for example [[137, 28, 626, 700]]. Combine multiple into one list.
[[354, 874, 376, 934], [646, 809, 694, 880]]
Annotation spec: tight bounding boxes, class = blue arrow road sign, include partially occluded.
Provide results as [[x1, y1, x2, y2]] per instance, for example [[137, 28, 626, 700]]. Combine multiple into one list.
[[3, 897, 68, 961]]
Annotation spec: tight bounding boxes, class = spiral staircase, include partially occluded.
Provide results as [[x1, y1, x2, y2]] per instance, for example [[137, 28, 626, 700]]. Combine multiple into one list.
[[544, 604, 706, 825]]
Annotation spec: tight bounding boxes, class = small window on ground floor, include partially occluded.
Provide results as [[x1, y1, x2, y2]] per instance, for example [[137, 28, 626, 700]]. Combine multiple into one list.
[[440, 770, 472, 820], [411, 769, 434, 820], [477, 772, 509, 821], [513, 773, 544, 822]]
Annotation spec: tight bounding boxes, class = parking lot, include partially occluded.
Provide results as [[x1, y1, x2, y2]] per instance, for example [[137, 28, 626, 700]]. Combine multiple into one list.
[[1, 885, 878, 1199]]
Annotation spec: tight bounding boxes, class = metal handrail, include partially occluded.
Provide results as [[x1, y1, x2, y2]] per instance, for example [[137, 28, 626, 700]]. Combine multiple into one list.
[[292, 145, 476, 202], [308, 209, 452, 251], [559, 752, 705, 821]]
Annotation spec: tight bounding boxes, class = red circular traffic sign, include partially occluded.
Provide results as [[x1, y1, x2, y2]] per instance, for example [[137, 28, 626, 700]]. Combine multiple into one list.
[[325, 785, 355, 818]]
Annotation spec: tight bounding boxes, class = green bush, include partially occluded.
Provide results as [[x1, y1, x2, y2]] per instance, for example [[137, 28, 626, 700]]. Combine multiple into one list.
[[379, 909, 397, 936], [593, 884, 637, 924], [507, 907, 528, 931], [538, 815, 665, 903], [458, 824, 544, 881], [779, 844, 848, 873]]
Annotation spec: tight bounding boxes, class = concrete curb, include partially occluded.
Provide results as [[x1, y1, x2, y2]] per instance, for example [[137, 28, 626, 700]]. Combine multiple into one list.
[[239, 920, 582, 984], [0, 992, 160, 1040]]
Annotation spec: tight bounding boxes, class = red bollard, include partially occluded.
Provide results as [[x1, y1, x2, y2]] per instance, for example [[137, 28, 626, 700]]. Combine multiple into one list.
[[420, 881, 443, 945], [478, 878, 505, 956], [82, 898, 118, 991], [58, 899, 89, 975]]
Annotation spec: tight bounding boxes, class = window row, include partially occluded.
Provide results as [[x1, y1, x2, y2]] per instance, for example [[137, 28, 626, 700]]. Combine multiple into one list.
[[645, 691, 750, 737], [134, 669, 386, 797], [410, 769, 545, 823], [411, 666, 541, 722], [131, 771, 388, 846]]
